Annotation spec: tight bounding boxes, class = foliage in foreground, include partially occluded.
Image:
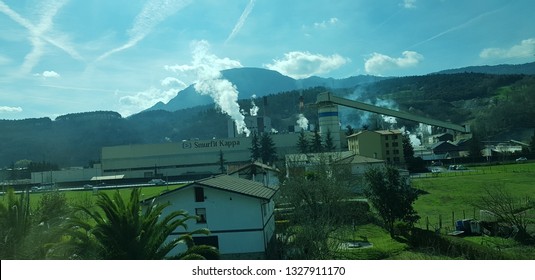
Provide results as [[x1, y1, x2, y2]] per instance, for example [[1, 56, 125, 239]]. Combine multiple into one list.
[[54, 188, 218, 260], [364, 166, 420, 237]]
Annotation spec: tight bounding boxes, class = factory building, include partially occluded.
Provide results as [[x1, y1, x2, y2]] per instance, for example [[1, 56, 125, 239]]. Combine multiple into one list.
[[100, 133, 301, 180]]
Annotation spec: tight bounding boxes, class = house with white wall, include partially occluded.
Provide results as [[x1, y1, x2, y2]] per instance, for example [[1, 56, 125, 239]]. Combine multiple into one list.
[[142, 174, 277, 259]]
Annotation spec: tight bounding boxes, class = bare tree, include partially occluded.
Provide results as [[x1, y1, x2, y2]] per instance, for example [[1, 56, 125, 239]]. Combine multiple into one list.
[[475, 184, 533, 244], [279, 154, 354, 259]]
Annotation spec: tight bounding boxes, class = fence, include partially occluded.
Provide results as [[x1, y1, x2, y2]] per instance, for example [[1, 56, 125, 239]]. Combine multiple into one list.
[[418, 197, 532, 234], [411, 164, 535, 179]]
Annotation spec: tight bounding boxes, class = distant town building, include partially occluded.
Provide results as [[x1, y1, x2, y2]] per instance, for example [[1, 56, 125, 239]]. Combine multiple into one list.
[[347, 130, 405, 164]]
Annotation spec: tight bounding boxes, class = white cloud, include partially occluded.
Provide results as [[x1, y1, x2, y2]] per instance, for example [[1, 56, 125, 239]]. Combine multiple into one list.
[[119, 87, 178, 115], [98, 0, 192, 61], [265, 51, 348, 79], [225, 0, 256, 44], [480, 38, 535, 59], [0, 106, 23, 113], [43, 70, 61, 78], [33, 70, 61, 79], [364, 51, 423, 75], [313, 17, 339, 29], [160, 77, 186, 89], [164, 40, 243, 83], [402, 0, 417, 9]]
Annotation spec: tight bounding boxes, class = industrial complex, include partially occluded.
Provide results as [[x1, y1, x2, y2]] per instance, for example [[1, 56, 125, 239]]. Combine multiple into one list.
[[28, 91, 478, 186]]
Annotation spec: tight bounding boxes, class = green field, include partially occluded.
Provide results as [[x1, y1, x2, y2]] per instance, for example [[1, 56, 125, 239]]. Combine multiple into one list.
[[1, 184, 185, 210], [412, 162, 535, 231], [337, 162, 535, 259]]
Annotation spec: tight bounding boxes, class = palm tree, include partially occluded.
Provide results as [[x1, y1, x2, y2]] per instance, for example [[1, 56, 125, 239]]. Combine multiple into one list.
[[0, 188, 31, 259], [56, 188, 218, 259]]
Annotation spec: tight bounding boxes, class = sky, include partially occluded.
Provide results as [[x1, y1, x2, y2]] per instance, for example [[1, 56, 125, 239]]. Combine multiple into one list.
[[1, 0, 534, 120]]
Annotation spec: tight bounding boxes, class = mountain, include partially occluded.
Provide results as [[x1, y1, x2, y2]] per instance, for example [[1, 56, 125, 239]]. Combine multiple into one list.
[[147, 67, 387, 112], [3, 64, 535, 169], [435, 62, 535, 75]]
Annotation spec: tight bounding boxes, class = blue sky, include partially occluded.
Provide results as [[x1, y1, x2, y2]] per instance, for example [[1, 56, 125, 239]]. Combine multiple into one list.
[[1, 0, 534, 120]]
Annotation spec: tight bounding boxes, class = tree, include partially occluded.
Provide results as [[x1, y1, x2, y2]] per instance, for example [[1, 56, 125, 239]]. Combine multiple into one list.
[[364, 166, 420, 237], [468, 133, 483, 161], [475, 184, 533, 244], [57, 188, 218, 259], [249, 132, 261, 161], [260, 133, 277, 164], [297, 130, 309, 153], [0, 188, 31, 259], [280, 157, 355, 259], [530, 129, 535, 155], [218, 150, 226, 173], [310, 127, 323, 153], [324, 129, 336, 152], [402, 133, 426, 172], [345, 125, 355, 136]]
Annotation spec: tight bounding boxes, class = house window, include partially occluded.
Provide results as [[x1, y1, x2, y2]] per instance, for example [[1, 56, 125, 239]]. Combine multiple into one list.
[[393, 149, 399, 154], [392, 142, 399, 147], [193, 236, 219, 249], [196, 208, 207, 223], [385, 143, 389, 147], [394, 157, 400, 162], [386, 150, 390, 155], [195, 187, 204, 202], [385, 135, 389, 140], [392, 135, 398, 140]]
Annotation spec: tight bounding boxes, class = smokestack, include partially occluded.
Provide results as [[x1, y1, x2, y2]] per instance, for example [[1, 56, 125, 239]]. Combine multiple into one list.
[[263, 96, 268, 117]]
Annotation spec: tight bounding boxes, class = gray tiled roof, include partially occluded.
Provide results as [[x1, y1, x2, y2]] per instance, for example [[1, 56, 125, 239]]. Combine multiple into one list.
[[195, 175, 277, 200]]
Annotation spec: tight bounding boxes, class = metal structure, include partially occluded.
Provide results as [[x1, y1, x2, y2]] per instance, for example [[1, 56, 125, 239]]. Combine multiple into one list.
[[316, 92, 470, 133]]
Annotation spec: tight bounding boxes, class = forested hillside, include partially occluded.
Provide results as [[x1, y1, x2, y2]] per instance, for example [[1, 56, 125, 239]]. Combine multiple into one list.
[[361, 73, 535, 139], [1, 72, 534, 168]]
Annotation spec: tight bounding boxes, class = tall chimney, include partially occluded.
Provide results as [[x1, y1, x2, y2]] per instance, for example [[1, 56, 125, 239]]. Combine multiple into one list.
[[263, 96, 268, 117]]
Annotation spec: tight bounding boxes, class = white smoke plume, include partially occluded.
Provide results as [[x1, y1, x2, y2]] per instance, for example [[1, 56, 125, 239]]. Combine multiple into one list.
[[249, 95, 259, 116], [170, 40, 250, 136], [296, 113, 309, 131]]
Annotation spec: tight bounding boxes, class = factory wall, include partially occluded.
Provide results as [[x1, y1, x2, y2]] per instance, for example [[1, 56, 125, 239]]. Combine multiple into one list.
[[101, 133, 300, 179]]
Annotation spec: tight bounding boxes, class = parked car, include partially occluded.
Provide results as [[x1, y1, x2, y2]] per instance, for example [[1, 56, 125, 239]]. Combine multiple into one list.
[[83, 184, 93, 189], [149, 179, 166, 185], [516, 157, 527, 162]]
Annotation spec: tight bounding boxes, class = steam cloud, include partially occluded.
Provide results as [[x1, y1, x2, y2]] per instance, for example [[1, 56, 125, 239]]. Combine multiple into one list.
[[296, 114, 309, 130], [249, 95, 259, 116], [169, 40, 250, 136]]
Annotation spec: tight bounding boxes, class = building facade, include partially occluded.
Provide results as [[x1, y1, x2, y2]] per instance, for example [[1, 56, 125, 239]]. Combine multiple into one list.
[[142, 175, 277, 259], [347, 130, 405, 164], [100, 133, 300, 180]]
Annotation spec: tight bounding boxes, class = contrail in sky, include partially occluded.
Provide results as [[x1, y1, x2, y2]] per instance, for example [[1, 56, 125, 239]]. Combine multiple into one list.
[[409, 6, 505, 49], [225, 0, 256, 44], [0, 0, 82, 74], [98, 0, 192, 61]]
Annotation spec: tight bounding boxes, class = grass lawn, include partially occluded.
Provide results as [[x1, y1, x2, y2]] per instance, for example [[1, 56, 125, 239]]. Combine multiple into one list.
[[3, 184, 186, 211], [412, 162, 535, 232]]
